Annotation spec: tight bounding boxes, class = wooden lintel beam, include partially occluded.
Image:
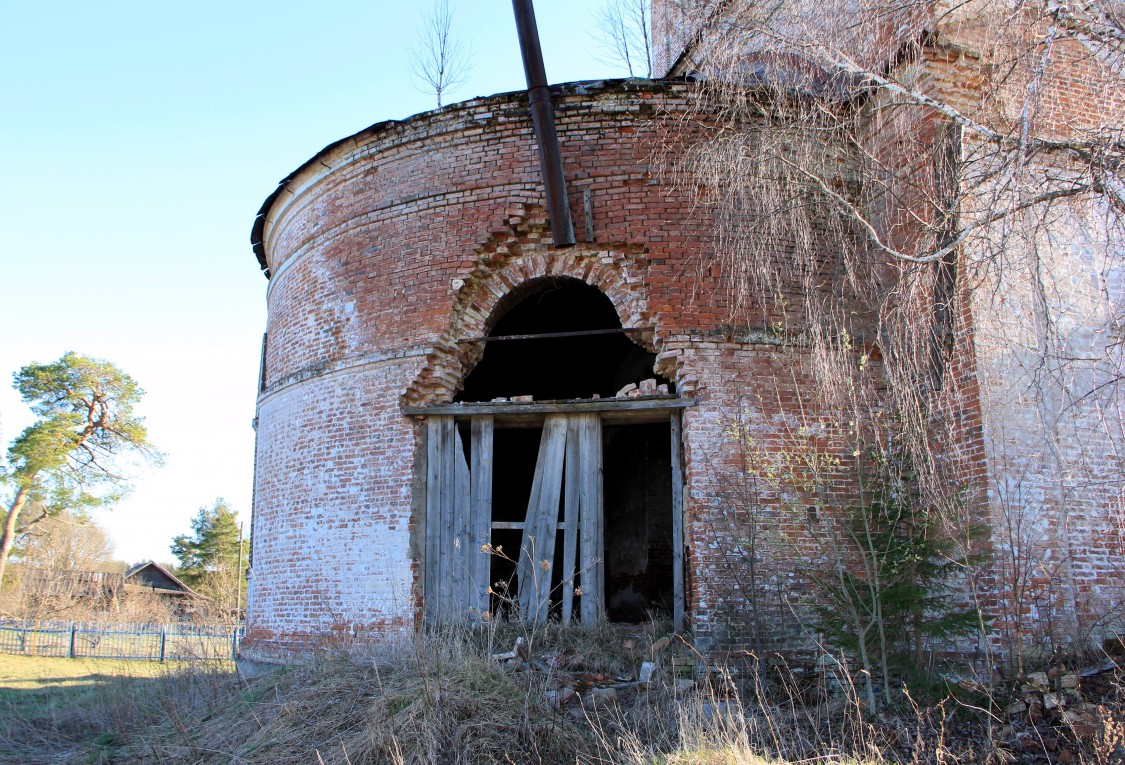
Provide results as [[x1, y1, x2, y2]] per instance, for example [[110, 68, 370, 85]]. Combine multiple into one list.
[[403, 396, 695, 417]]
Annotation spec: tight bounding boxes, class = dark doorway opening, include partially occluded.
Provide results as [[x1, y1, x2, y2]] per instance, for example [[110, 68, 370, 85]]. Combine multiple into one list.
[[488, 426, 541, 618], [457, 277, 670, 402], [477, 418, 675, 624], [603, 422, 675, 622]]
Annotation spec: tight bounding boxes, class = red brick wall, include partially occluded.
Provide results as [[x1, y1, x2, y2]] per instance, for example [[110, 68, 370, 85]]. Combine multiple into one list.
[[637, 0, 1125, 669], [246, 63, 1124, 663], [244, 80, 876, 660], [927, 17, 1125, 658]]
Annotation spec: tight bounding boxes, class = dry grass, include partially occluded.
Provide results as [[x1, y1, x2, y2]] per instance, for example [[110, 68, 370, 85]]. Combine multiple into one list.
[[130, 633, 595, 765], [6, 630, 1125, 765], [0, 654, 235, 765]]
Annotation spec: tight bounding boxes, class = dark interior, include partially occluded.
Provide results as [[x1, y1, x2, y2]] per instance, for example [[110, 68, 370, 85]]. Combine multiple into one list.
[[487, 426, 541, 618], [463, 278, 676, 624], [456, 277, 669, 402], [482, 421, 674, 624], [603, 422, 674, 622]]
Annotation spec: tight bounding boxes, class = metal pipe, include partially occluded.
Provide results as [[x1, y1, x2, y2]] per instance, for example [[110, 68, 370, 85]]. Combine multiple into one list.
[[511, 0, 576, 247]]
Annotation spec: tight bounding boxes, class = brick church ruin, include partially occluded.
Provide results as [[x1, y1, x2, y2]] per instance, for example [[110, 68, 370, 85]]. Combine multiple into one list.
[[242, 0, 1125, 665]]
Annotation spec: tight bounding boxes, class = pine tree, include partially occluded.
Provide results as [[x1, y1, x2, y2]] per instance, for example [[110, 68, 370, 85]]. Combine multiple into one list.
[[171, 499, 246, 618], [1, 353, 158, 589], [812, 473, 985, 701]]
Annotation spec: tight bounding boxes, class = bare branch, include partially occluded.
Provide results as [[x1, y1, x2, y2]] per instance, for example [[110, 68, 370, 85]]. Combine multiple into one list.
[[592, 0, 654, 77]]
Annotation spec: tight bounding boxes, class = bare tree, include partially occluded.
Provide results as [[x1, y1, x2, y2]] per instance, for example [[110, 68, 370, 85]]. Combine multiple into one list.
[[593, 0, 653, 77], [19, 511, 114, 572], [661, 0, 1125, 663], [409, 0, 473, 109], [5, 512, 117, 620]]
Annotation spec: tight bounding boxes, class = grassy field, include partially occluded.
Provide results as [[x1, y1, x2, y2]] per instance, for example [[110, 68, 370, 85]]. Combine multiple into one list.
[[0, 652, 190, 688], [0, 653, 235, 764]]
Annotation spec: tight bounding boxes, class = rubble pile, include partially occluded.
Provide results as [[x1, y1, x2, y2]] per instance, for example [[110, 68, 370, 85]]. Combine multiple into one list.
[[489, 633, 690, 718], [997, 659, 1121, 761], [485, 632, 1125, 762]]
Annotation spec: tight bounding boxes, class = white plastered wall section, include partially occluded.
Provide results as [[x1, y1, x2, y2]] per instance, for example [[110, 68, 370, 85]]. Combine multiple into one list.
[[246, 360, 421, 651], [969, 192, 1125, 645]]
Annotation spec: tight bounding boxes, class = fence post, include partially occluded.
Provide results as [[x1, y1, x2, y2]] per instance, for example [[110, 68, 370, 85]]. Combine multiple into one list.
[[69, 623, 77, 659], [159, 625, 167, 662], [231, 625, 239, 660]]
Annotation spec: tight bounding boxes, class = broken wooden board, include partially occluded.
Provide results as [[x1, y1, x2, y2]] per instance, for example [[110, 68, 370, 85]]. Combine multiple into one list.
[[671, 412, 685, 632], [517, 414, 568, 624], [561, 416, 582, 624], [425, 416, 460, 623], [470, 416, 494, 616], [425, 416, 486, 623], [578, 413, 604, 624], [403, 396, 694, 417]]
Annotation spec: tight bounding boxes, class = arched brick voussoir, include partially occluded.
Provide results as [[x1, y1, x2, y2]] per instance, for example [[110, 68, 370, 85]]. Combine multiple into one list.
[[401, 208, 657, 409]]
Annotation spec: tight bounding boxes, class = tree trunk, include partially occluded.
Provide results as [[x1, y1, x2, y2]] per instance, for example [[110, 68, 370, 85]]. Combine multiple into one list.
[[0, 486, 31, 590]]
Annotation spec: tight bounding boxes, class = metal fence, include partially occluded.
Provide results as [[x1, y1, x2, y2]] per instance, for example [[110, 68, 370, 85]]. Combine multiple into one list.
[[0, 619, 242, 661]]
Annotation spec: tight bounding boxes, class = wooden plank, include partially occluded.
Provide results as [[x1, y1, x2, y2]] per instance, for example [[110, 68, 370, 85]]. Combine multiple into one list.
[[414, 420, 430, 623], [590, 415, 604, 623], [403, 396, 695, 417], [424, 417, 442, 625], [438, 416, 456, 622], [561, 417, 582, 625], [533, 415, 569, 623], [670, 412, 686, 632], [579, 413, 604, 624], [518, 415, 567, 624], [517, 425, 549, 619], [470, 416, 494, 617], [526, 415, 568, 624], [451, 410, 674, 430], [453, 425, 471, 616]]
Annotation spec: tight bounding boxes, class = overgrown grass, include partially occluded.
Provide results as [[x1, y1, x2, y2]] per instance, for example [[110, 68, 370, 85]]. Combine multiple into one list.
[[4, 631, 1124, 764], [154, 636, 597, 765]]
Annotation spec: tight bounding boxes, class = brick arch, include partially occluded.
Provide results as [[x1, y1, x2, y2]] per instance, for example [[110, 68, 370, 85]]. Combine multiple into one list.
[[402, 207, 656, 408], [460, 252, 651, 343]]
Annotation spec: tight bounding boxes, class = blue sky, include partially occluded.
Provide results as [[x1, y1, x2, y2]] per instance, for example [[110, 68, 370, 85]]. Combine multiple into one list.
[[0, 1, 622, 563]]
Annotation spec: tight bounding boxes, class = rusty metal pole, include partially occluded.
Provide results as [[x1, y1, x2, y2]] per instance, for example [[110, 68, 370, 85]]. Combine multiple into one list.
[[512, 0, 576, 248]]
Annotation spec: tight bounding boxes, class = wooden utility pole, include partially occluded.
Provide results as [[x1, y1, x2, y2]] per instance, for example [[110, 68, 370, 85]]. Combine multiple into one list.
[[236, 521, 245, 620]]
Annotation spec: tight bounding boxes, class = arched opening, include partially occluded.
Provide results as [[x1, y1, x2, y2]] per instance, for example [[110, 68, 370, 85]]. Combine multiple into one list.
[[419, 277, 685, 630], [456, 277, 670, 402]]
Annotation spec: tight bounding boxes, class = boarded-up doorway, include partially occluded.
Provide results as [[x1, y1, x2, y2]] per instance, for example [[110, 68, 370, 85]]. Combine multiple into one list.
[[420, 406, 685, 629]]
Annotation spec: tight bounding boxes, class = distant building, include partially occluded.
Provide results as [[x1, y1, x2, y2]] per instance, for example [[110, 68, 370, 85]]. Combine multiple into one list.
[[123, 562, 199, 601], [21, 561, 199, 611]]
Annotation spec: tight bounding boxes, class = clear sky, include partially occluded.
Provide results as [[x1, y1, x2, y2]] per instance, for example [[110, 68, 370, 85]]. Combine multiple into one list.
[[0, 1, 624, 564]]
